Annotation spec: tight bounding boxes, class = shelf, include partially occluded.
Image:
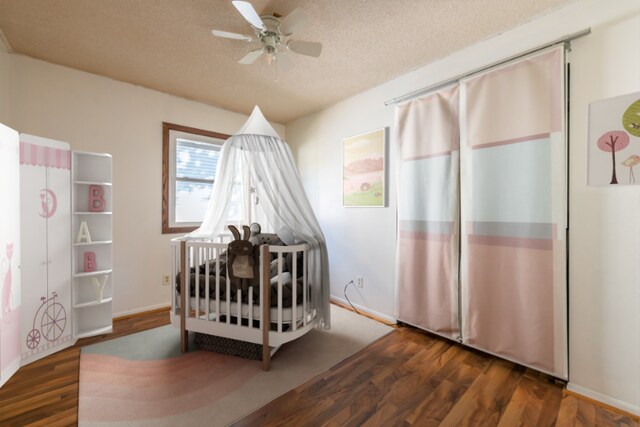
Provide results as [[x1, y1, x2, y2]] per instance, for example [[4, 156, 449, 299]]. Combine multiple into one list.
[[73, 240, 112, 246], [72, 150, 114, 341], [73, 211, 112, 215], [74, 297, 113, 309], [74, 150, 112, 158], [75, 325, 113, 339], [74, 180, 112, 186], [73, 269, 112, 278]]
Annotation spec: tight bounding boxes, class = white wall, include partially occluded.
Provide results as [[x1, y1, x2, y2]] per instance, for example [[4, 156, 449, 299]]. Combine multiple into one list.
[[287, 96, 397, 323], [286, 0, 640, 414], [6, 54, 284, 317], [567, 14, 640, 414], [0, 38, 10, 123]]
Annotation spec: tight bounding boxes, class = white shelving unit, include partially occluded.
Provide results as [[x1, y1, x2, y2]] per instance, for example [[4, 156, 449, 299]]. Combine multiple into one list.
[[71, 151, 113, 339]]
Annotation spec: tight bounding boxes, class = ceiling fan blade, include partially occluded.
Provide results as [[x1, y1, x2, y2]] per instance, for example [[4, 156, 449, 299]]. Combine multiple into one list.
[[211, 30, 253, 42], [239, 48, 264, 64], [287, 40, 322, 57], [279, 8, 308, 35], [232, 1, 265, 31]]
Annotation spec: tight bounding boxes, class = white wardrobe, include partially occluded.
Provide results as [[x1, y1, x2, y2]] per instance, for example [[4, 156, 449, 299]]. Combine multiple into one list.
[[0, 130, 113, 387], [19, 134, 74, 364], [0, 123, 21, 388]]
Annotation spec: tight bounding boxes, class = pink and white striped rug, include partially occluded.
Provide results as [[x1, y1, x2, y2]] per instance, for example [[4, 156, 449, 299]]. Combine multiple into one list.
[[78, 305, 392, 426]]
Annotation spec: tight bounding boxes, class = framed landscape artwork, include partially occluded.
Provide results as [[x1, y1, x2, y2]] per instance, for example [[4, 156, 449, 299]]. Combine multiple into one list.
[[343, 128, 386, 207]]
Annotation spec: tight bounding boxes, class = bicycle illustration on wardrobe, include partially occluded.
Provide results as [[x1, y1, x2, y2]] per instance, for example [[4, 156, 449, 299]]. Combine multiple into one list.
[[25, 292, 67, 349]]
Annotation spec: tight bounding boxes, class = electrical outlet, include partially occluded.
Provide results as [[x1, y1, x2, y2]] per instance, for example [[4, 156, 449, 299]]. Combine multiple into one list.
[[163, 275, 170, 286], [356, 276, 364, 288]]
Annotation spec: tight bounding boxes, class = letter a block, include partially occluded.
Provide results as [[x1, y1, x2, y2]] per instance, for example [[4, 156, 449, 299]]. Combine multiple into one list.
[[76, 221, 92, 243], [89, 185, 106, 212]]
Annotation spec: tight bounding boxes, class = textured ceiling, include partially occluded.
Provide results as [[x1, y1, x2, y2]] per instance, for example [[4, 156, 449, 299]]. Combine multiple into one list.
[[0, 0, 574, 124]]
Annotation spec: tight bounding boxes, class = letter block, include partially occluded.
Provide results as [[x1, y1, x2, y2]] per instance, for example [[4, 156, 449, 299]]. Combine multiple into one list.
[[89, 185, 106, 212], [76, 221, 92, 243], [84, 251, 97, 272], [92, 275, 108, 301]]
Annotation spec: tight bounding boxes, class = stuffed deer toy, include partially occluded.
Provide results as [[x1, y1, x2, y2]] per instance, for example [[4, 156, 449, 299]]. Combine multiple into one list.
[[227, 225, 259, 294]]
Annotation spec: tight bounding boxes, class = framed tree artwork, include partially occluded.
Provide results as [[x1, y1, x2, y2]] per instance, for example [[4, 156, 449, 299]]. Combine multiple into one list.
[[342, 128, 387, 207], [588, 92, 640, 186]]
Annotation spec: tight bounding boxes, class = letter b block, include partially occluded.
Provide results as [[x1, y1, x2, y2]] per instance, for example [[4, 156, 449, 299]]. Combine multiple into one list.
[[84, 251, 97, 272], [89, 185, 106, 212]]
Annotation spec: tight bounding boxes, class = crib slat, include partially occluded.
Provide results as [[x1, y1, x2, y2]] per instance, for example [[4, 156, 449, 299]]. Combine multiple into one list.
[[205, 247, 210, 320], [259, 250, 264, 332], [277, 252, 283, 333], [226, 261, 231, 325], [215, 248, 220, 323], [188, 245, 191, 320], [262, 245, 271, 371], [180, 240, 188, 353], [237, 277, 242, 326], [303, 249, 307, 326], [195, 246, 200, 318], [249, 286, 253, 326], [292, 250, 297, 331], [171, 243, 176, 315]]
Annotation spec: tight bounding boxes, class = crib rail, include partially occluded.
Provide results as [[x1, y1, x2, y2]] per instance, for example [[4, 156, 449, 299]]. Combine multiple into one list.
[[170, 237, 315, 369]]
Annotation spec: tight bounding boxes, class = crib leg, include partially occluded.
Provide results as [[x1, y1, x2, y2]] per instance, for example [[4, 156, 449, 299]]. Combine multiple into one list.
[[180, 240, 188, 353], [262, 245, 270, 371], [262, 344, 270, 371]]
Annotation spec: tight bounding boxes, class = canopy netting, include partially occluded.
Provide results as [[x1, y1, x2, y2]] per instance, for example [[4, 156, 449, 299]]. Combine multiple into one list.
[[189, 106, 330, 329]]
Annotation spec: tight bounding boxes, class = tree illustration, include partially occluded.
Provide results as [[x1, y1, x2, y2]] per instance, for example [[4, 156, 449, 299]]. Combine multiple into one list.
[[622, 98, 640, 137], [597, 130, 630, 184]]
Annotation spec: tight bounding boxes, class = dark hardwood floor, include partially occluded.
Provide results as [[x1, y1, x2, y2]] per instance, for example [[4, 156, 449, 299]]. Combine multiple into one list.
[[236, 327, 638, 427], [1, 307, 637, 426]]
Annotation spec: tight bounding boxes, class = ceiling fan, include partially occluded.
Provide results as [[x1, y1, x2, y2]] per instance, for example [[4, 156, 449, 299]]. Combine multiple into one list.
[[212, 1, 322, 67]]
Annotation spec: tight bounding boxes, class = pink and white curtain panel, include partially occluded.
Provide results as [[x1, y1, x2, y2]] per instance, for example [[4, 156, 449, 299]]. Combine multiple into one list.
[[396, 84, 460, 339], [396, 46, 567, 379]]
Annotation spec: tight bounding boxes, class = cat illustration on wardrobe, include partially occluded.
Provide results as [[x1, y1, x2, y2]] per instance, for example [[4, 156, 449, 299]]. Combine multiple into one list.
[[2, 242, 14, 316]]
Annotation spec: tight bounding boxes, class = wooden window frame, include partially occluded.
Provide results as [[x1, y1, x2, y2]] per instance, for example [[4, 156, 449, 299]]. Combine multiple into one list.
[[162, 122, 230, 234]]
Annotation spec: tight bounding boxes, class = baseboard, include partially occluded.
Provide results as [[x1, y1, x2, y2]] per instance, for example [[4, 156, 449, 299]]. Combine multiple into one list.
[[567, 383, 640, 418], [113, 303, 171, 320], [330, 296, 397, 325]]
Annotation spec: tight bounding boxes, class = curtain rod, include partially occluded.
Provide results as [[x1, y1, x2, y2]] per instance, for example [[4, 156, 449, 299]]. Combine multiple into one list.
[[384, 28, 591, 106]]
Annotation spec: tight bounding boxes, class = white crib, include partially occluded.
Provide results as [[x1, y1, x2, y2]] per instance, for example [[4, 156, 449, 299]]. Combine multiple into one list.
[[170, 237, 318, 370]]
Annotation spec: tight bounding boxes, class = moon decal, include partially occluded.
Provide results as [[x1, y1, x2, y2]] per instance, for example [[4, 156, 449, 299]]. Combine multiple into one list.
[[38, 189, 57, 218]]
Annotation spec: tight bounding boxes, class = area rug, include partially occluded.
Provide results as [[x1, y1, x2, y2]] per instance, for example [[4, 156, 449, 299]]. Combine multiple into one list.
[[78, 305, 393, 426]]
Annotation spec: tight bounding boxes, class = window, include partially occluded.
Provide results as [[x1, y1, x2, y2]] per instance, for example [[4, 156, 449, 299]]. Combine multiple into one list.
[[162, 123, 230, 234]]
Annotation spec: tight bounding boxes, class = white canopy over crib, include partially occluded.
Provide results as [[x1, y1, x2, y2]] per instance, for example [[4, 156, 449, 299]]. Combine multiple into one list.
[[189, 106, 331, 329]]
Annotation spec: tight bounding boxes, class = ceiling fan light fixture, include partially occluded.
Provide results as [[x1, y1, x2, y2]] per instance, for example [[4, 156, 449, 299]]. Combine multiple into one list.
[[212, 1, 322, 67], [265, 45, 277, 65]]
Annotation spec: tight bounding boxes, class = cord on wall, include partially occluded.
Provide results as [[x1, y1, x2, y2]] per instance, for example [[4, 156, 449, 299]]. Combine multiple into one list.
[[343, 280, 360, 315]]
